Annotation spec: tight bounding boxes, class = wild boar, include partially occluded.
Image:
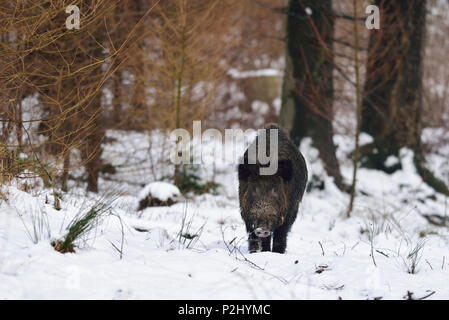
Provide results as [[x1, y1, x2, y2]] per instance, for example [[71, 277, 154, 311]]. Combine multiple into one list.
[[238, 124, 308, 253]]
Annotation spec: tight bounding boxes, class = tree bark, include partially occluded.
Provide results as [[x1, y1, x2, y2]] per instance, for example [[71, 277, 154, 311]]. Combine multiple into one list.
[[361, 0, 448, 194], [84, 29, 105, 193], [280, 0, 345, 190]]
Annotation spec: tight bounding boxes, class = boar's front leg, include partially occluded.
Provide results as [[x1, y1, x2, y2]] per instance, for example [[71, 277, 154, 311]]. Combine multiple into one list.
[[272, 225, 288, 253], [248, 232, 261, 253], [261, 236, 271, 252]]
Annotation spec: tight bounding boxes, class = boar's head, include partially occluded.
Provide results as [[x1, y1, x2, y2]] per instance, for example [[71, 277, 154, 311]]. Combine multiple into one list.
[[239, 159, 293, 237]]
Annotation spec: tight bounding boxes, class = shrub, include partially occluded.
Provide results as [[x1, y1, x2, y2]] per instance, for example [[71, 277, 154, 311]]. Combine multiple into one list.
[[52, 196, 116, 253], [175, 164, 220, 195]]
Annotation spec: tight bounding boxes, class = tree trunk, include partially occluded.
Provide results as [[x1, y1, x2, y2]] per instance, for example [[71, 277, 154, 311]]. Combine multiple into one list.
[[84, 30, 105, 193], [84, 94, 103, 193], [361, 0, 448, 194], [280, 0, 345, 190], [112, 69, 123, 127], [61, 149, 70, 192]]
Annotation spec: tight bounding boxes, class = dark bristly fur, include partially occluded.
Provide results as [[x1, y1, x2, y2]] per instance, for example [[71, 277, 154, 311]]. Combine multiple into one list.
[[238, 124, 308, 253]]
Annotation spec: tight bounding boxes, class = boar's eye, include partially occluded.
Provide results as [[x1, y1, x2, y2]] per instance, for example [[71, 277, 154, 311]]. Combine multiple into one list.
[[238, 163, 258, 180], [278, 160, 293, 181], [238, 163, 250, 180]]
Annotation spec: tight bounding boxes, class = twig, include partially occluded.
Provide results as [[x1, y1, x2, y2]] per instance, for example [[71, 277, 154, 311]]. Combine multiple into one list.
[[221, 225, 289, 285], [234, 246, 289, 285], [345, 0, 362, 218], [111, 212, 125, 260], [318, 241, 325, 256], [108, 240, 123, 259], [417, 291, 436, 300], [375, 249, 389, 258]]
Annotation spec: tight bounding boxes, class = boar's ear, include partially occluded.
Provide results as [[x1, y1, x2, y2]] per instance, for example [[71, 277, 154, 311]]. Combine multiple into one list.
[[278, 160, 293, 181], [238, 163, 251, 180]]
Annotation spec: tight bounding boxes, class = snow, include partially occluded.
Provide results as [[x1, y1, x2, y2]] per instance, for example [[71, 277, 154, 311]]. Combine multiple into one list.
[[227, 68, 282, 79], [385, 155, 400, 168], [251, 100, 270, 115], [1, 129, 449, 300], [137, 182, 181, 202]]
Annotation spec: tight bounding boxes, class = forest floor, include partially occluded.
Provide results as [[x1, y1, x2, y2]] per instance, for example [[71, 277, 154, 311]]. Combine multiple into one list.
[[1, 128, 449, 299]]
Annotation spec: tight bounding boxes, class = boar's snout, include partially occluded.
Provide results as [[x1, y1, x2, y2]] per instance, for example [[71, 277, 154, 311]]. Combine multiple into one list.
[[254, 227, 272, 238], [249, 201, 283, 236]]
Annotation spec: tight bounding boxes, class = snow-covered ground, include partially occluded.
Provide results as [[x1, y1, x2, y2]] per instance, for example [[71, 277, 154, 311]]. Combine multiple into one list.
[[1, 129, 448, 300]]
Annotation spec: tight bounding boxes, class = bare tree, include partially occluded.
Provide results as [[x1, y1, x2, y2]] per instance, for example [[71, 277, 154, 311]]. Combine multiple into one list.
[[361, 0, 448, 195], [280, 0, 345, 191]]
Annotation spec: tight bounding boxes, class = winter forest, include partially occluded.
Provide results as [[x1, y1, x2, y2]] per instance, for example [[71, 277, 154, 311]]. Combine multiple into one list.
[[1, 0, 449, 300]]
